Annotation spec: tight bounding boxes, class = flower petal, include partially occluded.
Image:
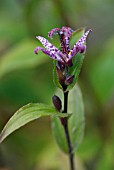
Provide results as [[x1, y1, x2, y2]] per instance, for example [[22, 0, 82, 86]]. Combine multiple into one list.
[[36, 36, 67, 63], [68, 47, 79, 61], [79, 45, 86, 53], [48, 28, 60, 39], [76, 29, 92, 46], [61, 26, 74, 38], [34, 46, 65, 63], [34, 47, 39, 54], [68, 29, 92, 60], [36, 36, 60, 54], [59, 27, 74, 54]]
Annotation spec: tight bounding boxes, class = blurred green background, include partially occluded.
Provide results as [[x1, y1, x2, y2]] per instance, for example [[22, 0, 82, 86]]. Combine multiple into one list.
[[0, 0, 114, 170]]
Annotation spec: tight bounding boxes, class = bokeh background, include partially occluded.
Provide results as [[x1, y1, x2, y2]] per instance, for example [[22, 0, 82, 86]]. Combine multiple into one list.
[[0, 0, 114, 170]]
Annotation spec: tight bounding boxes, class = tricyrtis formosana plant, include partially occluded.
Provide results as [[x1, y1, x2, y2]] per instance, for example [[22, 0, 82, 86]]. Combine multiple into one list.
[[0, 26, 91, 170]]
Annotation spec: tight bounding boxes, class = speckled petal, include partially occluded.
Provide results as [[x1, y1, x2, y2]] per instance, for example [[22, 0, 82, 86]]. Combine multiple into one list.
[[36, 36, 67, 63], [68, 29, 92, 60], [76, 29, 92, 46], [34, 46, 65, 63], [61, 26, 74, 38], [59, 27, 73, 54], [48, 28, 60, 39], [36, 36, 60, 53]]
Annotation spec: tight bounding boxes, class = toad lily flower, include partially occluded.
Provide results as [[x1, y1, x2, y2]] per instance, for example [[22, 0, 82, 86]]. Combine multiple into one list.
[[34, 27, 92, 66]]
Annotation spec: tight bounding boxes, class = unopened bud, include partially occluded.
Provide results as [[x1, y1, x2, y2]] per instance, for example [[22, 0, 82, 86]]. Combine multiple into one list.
[[65, 75, 74, 85], [67, 59, 73, 67], [56, 66, 66, 86], [60, 117, 66, 126], [56, 61, 65, 72], [52, 95, 62, 112]]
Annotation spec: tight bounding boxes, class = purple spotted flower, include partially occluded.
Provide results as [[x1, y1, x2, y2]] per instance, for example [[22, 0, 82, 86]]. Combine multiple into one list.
[[34, 26, 92, 66]]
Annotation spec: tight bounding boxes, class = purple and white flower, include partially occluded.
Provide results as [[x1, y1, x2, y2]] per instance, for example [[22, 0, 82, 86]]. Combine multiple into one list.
[[34, 26, 92, 66]]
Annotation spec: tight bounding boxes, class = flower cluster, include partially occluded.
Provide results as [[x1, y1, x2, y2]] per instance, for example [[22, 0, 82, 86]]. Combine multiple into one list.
[[34, 26, 91, 90], [34, 26, 91, 66]]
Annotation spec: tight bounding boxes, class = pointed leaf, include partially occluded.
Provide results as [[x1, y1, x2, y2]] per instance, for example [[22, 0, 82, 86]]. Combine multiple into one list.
[[53, 60, 62, 89], [52, 116, 68, 153], [52, 84, 85, 153], [0, 103, 69, 143], [68, 85, 85, 153], [70, 28, 85, 48], [67, 53, 84, 91]]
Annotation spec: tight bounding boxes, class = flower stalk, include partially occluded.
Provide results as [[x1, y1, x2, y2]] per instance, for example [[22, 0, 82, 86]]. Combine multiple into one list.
[[63, 91, 75, 170]]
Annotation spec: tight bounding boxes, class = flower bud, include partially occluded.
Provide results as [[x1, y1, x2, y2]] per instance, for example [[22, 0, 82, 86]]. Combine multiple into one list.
[[60, 117, 66, 126], [52, 95, 62, 112], [65, 75, 74, 85], [56, 61, 65, 72], [67, 59, 73, 67], [56, 66, 66, 86]]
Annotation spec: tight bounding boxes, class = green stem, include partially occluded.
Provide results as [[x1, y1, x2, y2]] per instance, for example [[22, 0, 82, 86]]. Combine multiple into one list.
[[63, 91, 75, 170]]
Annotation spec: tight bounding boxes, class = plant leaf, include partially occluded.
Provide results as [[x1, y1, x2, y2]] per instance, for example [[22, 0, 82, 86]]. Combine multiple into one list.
[[68, 85, 85, 153], [67, 53, 84, 91], [53, 60, 62, 89], [0, 103, 69, 143], [52, 116, 68, 153], [70, 28, 85, 48], [51, 84, 85, 153]]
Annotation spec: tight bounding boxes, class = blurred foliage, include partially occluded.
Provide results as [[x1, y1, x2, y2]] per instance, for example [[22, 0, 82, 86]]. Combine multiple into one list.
[[0, 0, 114, 170]]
